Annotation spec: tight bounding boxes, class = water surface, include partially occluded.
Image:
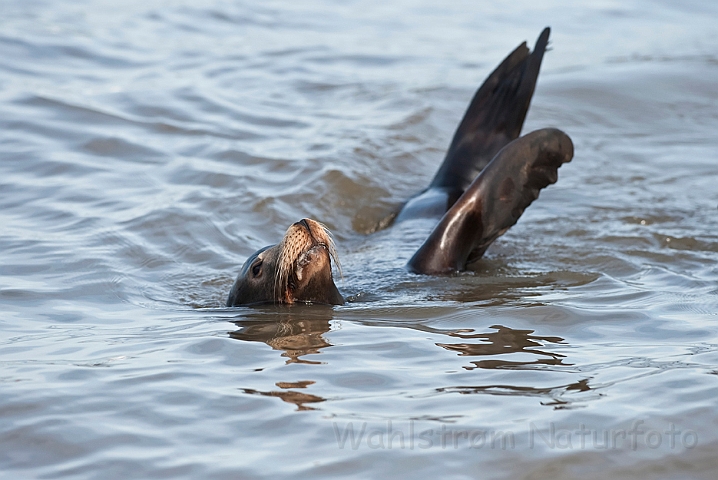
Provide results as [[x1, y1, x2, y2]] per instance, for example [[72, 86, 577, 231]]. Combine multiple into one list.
[[1, 1, 718, 478]]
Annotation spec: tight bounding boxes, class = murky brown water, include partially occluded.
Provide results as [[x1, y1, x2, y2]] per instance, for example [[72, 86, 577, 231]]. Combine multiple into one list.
[[2, 1, 718, 478]]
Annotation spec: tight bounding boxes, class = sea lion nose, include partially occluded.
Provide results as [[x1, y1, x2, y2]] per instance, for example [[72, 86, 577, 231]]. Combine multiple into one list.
[[296, 218, 311, 232]]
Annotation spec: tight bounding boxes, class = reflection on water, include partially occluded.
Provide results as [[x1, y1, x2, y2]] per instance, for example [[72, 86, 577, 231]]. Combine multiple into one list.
[[231, 307, 333, 410], [242, 383, 325, 411], [437, 378, 593, 410], [229, 306, 335, 364], [438, 325, 568, 370]]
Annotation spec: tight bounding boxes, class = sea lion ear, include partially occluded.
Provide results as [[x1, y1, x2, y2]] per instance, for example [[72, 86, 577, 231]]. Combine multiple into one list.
[[407, 128, 573, 275]]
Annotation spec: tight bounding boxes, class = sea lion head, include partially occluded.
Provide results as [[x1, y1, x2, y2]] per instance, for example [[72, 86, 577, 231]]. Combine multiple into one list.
[[227, 219, 344, 306]]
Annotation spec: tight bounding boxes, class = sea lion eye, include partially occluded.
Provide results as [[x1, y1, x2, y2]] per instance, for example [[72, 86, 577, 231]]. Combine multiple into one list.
[[251, 261, 262, 277]]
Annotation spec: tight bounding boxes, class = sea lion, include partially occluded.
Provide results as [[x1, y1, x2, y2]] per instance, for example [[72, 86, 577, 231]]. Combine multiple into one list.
[[226, 27, 573, 307]]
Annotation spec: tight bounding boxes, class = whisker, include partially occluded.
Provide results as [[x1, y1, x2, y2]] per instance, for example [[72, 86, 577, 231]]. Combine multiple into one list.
[[274, 237, 290, 303], [318, 221, 343, 282]]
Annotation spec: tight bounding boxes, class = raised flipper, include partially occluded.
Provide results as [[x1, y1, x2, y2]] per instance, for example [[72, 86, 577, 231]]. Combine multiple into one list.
[[407, 128, 574, 274], [396, 28, 551, 221]]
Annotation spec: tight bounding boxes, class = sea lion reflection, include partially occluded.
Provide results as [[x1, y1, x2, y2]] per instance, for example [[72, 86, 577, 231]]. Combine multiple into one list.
[[241, 382, 325, 411], [229, 308, 334, 364], [437, 325, 569, 370]]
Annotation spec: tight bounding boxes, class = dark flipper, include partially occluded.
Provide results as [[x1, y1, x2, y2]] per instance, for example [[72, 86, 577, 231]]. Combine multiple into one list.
[[430, 27, 550, 192], [396, 28, 551, 222], [407, 128, 574, 275]]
